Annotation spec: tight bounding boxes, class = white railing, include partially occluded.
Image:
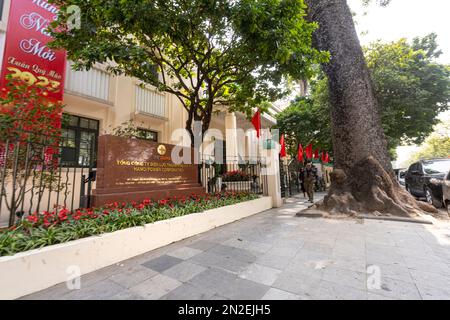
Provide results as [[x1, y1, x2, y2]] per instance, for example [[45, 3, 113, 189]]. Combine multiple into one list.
[[135, 85, 166, 118], [65, 62, 111, 102]]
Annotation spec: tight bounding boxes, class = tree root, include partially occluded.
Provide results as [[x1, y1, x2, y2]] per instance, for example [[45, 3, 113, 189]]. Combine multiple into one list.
[[318, 156, 438, 217]]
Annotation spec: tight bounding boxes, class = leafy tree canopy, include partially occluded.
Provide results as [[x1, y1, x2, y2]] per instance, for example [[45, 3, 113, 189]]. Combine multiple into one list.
[[406, 120, 450, 166], [276, 34, 450, 159], [48, 0, 327, 141]]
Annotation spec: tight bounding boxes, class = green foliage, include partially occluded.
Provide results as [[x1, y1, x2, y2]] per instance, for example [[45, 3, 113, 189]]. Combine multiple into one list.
[[365, 33, 450, 149], [48, 0, 327, 138], [275, 89, 332, 156], [276, 34, 450, 158], [408, 121, 450, 164]]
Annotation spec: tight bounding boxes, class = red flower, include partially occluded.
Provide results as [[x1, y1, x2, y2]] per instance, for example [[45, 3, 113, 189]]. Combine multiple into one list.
[[27, 215, 38, 224], [158, 199, 169, 206]]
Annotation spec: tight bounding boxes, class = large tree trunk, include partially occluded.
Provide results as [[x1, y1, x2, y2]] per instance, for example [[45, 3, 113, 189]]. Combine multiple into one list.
[[305, 0, 436, 216]]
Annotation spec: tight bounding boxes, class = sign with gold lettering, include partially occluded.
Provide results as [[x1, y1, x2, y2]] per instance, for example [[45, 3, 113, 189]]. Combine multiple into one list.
[[93, 135, 204, 206]]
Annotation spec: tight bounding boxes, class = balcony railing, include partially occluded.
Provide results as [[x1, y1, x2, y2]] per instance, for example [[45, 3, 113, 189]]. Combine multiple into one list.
[[135, 85, 166, 118], [65, 62, 111, 103]]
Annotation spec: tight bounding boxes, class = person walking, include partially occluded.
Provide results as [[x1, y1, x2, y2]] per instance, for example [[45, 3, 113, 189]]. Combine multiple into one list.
[[304, 163, 316, 203], [298, 167, 307, 198]]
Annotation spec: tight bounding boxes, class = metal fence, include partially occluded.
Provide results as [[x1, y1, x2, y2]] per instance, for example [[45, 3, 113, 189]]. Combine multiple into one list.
[[1, 128, 271, 227], [0, 128, 95, 227], [200, 156, 269, 196]]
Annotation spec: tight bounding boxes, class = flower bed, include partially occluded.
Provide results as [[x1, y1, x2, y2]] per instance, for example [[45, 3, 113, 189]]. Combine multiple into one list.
[[0, 192, 257, 257], [222, 170, 252, 182]]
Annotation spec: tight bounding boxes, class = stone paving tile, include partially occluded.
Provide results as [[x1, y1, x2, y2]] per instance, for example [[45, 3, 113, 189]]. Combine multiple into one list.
[[272, 271, 322, 298], [408, 269, 450, 289], [284, 258, 329, 278], [78, 264, 125, 288], [223, 238, 249, 250], [313, 280, 367, 300], [371, 263, 415, 284], [244, 241, 273, 254], [20, 282, 72, 300], [238, 263, 282, 286], [415, 282, 450, 300], [188, 240, 218, 251], [330, 255, 367, 274], [163, 261, 207, 283], [129, 274, 182, 300], [366, 246, 406, 267], [160, 283, 216, 300], [302, 242, 334, 255], [210, 294, 230, 300], [261, 288, 301, 300], [294, 248, 332, 261], [189, 251, 252, 274], [322, 266, 367, 291], [219, 278, 270, 300], [367, 292, 395, 300], [167, 247, 203, 260], [209, 245, 260, 263], [255, 253, 293, 270], [403, 256, 450, 276], [109, 290, 146, 300], [61, 279, 127, 300], [367, 277, 422, 300], [266, 245, 300, 258], [188, 268, 238, 294], [109, 265, 158, 289], [142, 255, 184, 273]]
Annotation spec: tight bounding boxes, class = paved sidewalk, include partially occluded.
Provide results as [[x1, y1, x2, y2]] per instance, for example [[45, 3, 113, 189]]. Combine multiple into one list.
[[23, 193, 450, 300]]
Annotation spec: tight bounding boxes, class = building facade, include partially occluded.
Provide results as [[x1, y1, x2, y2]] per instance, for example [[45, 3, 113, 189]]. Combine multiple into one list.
[[0, 0, 283, 226]]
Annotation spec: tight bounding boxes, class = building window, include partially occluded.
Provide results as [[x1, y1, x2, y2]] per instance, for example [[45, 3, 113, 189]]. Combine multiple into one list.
[[135, 128, 158, 142], [61, 114, 99, 167], [65, 62, 111, 102], [135, 85, 166, 118]]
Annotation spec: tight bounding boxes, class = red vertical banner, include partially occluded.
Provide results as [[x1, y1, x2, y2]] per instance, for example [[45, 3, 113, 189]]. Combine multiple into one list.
[[0, 0, 67, 101], [280, 134, 287, 158]]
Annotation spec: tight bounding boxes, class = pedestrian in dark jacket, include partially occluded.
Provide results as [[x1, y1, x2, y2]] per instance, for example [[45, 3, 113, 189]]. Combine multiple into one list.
[[304, 163, 316, 202], [298, 168, 307, 198]]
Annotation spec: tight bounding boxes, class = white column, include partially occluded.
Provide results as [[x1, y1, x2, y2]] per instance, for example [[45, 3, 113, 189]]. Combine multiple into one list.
[[267, 148, 283, 208], [225, 112, 238, 164]]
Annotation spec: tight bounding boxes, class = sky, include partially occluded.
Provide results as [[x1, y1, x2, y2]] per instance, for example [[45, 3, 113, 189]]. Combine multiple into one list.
[[347, 0, 450, 168], [348, 0, 450, 64]]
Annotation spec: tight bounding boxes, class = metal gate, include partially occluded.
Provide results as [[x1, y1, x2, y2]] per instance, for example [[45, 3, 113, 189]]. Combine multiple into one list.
[[280, 158, 303, 198], [0, 128, 96, 227]]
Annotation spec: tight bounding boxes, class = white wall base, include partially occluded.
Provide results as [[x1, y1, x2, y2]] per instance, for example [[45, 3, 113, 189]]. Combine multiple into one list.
[[0, 197, 272, 300]]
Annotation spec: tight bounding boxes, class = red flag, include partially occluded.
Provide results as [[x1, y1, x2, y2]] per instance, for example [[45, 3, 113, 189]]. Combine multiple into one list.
[[321, 151, 326, 163], [251, 110, 261, 139], [297, 144, 304, 162], [305, 144, 313, 160], [314, 149, 320, 159], [280, 134, 287, 158], [325, 152, 330, 163]]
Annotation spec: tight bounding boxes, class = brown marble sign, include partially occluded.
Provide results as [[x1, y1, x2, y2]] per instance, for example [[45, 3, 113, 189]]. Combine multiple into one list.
[[92, 135, 204, 206]]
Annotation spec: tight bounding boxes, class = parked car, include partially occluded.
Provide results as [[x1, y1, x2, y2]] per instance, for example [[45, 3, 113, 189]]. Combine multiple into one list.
[[405, 159, 450, 208], [394, 168, 407, 186], [442, 170, 450, 214]]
